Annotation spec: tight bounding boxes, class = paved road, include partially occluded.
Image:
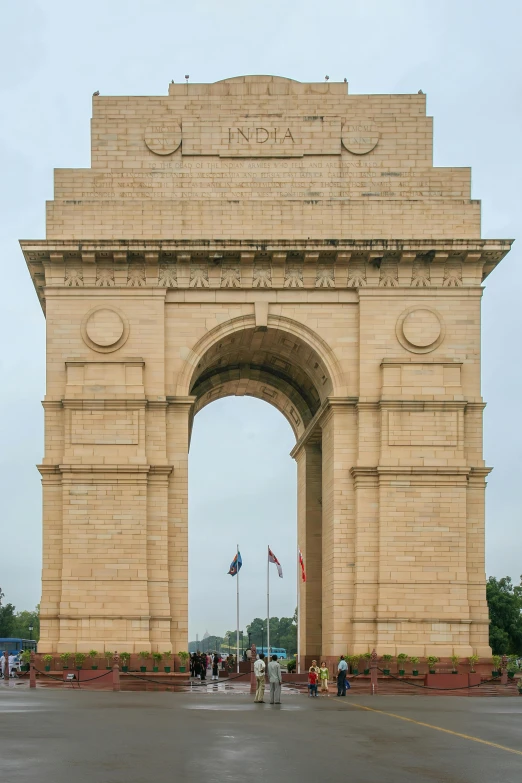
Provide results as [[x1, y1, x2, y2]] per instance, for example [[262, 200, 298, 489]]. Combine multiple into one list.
[[1, 687, 521, 782]]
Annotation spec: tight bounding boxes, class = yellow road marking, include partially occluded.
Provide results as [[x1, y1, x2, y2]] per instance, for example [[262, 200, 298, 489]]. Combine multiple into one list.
[[344, 701, 522, 757]]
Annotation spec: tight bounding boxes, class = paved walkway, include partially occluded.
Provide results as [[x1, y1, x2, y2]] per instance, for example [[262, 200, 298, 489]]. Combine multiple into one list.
[[1, 688, 521, 782]]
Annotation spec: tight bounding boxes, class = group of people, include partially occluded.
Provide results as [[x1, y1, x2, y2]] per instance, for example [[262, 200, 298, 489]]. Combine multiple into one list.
[[0, 653, 17, 679], [253, 653, 283, 704], [307, 656, 350, 697], [190, 651, 237, 681], [253, 654, 352, 703]]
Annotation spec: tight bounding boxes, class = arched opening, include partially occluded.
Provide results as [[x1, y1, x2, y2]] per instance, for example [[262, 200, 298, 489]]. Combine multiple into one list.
[[185, 323, 330, 662], [188, 397, 297, 655]]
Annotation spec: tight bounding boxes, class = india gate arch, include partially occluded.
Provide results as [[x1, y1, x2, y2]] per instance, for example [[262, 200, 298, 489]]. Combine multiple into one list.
[[21, 74, 512, 660]]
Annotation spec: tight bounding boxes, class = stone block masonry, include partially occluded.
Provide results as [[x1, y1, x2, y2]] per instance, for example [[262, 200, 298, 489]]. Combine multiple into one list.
[[21, 75, 511, 657]]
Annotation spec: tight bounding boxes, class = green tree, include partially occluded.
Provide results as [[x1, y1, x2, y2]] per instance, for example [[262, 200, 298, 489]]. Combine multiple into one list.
[[486, 576, 522, 654], [11, 607, 40, 641], [0, 587, 16, 638]]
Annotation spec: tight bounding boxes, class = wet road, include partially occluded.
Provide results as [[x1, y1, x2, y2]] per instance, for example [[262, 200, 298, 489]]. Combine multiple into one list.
[[1, 687, 521, 782]]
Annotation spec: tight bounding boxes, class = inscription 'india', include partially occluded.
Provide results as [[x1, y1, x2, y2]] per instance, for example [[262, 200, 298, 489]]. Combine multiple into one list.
[[228, 127, 295, 144]]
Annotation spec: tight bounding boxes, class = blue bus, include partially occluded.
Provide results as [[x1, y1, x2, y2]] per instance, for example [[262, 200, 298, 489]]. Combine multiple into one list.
[[0, 638, 37, 655], [255, 647, 287, 659]]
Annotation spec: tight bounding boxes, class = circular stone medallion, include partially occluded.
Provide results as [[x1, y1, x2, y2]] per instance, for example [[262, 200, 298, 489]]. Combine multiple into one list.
[[81, 306, 129, 353], [396, 307, 445, 354], [341, 119, 380, 155], [144, 122, 182, 155]]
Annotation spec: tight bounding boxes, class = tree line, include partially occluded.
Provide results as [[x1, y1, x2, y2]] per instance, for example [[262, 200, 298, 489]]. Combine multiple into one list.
[[0, 588, 40, 640], [189, 612, 298, 656]]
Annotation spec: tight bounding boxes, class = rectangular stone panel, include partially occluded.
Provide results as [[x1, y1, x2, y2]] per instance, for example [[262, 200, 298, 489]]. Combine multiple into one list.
[[388, 410, 458, 447], [70, 409, 138, 444]]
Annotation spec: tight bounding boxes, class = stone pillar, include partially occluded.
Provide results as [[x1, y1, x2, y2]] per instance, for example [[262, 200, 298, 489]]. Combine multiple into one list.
[[147, 463, 173, 651], [294, 437, 322, 663], [351, 466, 379, 653], [38, 464, 63, 651], [467, 467, 492, 657], [166, 397, 195, 653], [320, 399, 357, 656]]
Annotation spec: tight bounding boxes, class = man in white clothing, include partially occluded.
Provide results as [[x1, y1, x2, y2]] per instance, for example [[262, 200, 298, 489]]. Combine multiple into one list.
[[253, 653, 266, 702], [267, 655, 282, 704]]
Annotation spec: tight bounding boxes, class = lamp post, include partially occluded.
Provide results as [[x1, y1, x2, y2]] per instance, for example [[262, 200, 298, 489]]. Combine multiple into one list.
[[28, 625, 33, 642]]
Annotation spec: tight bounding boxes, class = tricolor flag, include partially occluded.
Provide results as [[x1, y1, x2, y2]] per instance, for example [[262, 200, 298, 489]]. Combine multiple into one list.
[[299, 549, 306, 582], [268, 547, 283, 578], [228, 551, 242, 576]]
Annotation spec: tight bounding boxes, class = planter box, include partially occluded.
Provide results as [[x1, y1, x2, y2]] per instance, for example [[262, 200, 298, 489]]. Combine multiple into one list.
[[425, 673, 468, 689]]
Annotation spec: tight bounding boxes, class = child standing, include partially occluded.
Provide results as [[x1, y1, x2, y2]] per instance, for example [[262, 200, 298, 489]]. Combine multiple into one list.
[[308, 667, 319, 697], [319, 661, 329, 694]]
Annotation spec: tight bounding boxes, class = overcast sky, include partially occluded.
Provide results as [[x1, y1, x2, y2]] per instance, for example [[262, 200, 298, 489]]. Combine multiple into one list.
[[0, 0, 520, 641]]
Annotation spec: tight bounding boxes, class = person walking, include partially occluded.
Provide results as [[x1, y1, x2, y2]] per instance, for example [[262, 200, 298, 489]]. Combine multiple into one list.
[[337, 655, 348, 696], [0, 652, 5, 679], [319, 661, 329, 695], [267, 654, 282, 704], [254, 652, 266, 703]]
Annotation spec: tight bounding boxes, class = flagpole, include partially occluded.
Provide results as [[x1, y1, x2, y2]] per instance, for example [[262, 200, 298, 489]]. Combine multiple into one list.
[[297, 546, 301, 675], [267, 545, 270, 658], [236, 544, 240, 674]]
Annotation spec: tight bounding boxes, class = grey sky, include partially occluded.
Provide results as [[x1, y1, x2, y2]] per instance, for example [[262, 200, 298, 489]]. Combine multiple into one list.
[[0, 0, 520, 640]]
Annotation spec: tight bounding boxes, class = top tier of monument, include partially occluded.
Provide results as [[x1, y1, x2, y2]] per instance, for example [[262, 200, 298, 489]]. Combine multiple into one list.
[[47, 75, 480, 241]]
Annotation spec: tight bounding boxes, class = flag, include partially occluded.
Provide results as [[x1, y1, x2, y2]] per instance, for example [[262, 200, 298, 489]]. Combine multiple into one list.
[[227, 551, 242, 576], [299, 549, 306, 582], [268, 547, 283, 578]]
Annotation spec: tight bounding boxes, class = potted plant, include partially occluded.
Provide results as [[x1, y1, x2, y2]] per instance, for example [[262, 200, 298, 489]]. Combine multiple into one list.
[[287, 659, 296, 673], [138, 651, 150, 672], [382, 654, 393, 675], [60, 652, 71, 670], [362, 651, 372, 675], [89, 650, 98, 670], [349, 655, 360, 675], [451, 654, 460, 674], [468, 654, 479, 673], [19, 650, 31, 672], [163, 651, 172, 673], [427, 656, 439, 674], [491, 655, 502, 677], [119, 652, 130, 672], [517, 679, 522, 695], [105, 651, 114, 670], [152, 652, 162, 672], [507, 664, 516, 680], [178, 651, 189, 673], [397, 653, 408, 676], [43, 654, 53, 672], [75, 652, 86, 670], [409, 656, 420, 676]]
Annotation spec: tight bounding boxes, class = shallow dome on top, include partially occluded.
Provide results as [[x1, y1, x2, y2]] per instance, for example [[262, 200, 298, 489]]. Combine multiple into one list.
[[213, 75, 301, 84]]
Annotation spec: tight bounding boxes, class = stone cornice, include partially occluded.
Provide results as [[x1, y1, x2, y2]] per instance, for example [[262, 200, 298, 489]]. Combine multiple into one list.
[[21, 238, 512, 314]]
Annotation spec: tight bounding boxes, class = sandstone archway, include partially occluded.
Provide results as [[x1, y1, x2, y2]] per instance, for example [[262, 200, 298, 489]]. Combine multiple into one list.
[[22, 75, 511, 660]]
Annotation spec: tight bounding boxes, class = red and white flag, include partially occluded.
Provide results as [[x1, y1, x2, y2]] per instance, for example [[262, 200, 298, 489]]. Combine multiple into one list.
[[299, 549, 306, 583], [268, 547, 283, 578]]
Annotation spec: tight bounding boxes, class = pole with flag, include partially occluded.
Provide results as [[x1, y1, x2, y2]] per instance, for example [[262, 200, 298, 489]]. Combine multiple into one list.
[[297, 548, 306, 674], [267, 547, 283, 658], [227, 547, 242, 674]]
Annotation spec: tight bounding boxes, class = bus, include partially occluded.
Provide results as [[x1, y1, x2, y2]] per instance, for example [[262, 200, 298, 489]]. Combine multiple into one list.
[[0, 638, 37, 655], [255, 647, 287, 659]]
